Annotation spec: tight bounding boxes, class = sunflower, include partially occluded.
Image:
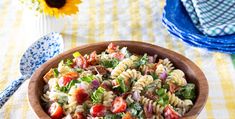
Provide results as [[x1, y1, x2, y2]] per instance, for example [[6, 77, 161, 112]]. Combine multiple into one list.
[[39, 0, 82, 17]]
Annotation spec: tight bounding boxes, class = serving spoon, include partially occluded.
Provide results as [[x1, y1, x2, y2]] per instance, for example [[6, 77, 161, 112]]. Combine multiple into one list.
[[0, 32, 64, 108]]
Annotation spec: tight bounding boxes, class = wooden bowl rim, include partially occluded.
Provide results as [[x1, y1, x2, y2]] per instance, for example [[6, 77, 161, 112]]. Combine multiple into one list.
[[28, 41, 208, 119]]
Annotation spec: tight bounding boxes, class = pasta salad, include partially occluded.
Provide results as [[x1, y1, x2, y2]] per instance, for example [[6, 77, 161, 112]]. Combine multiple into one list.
[[41, 43, 196, 119]]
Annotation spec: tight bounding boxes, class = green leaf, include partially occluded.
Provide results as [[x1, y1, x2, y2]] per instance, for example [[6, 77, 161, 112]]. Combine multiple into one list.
[[131, 102, 142, 111], [117, 77, 127, 93], [73, 51, 81, 58], [65, 59, 73, 67], [156, 88, 166, 96], [53, 68, 59, 77], [104, 114, 117, 119], [75, 68, 83, 73], [129, 108, 138, 115], [175, 83, 196, 100], [80, 75, 94, 83], [135, 53, 148, 67], [150, 72, 158, 80], [162, 84, 169, 90], [157, 94, 169, 106], [57, 80, 80, 93], [60, 86, 68, 93], [100, 58, 119, 68], [66, 80, 80, 90], [91, 87, 105, 103]]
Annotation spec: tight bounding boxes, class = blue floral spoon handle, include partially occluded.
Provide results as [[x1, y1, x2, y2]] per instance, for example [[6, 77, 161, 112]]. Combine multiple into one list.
[[0, 76, 26, 107], [0, 32, 64, 108]]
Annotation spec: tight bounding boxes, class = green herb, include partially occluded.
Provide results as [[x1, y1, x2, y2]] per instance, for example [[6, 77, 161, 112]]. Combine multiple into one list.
[[150, 72, 158, 80], [53, 68, 59, 77], [162, 84, 169, 90], [104, 114, 117, 119], [80, 75, 94, 83], [75, 68, 83, 73], [82, 103, 88, 111], [116, 77, 127, 93], [117, 113, 125, 118], [135, 53, 148, 67], [155, 88, 169, 106], [73, 51, 81, 58], [67, 80, 80, 90], [157, 94, 169, 106], [91, 87, 105, 103], [175, 83, 196, 100], [137, 110, 144, 119], [59, 86, 68, 92], [57, 80, 80, 93], [100, 58, 119, 68], [131, 102, 142, 111], [156, 88, 166, 96], [129, 108, 138, 115], [65, 59, 73, 67]]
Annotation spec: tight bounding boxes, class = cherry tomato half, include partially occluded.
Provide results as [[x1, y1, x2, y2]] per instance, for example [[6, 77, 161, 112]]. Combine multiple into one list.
[[111, 97, 127, 113], [48, 102, 63, 119], [58, 76, 73, 87], [164, 105, 181, 119], [90, 104, 107, 117], [111, 52, 125, 60], [74, 88, 89, 104], [75, 56, 88, 69]]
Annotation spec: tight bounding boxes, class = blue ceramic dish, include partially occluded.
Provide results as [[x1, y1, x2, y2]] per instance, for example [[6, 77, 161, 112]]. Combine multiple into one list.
[[163, 19, 235, 52], [162, 0, 235, 54]]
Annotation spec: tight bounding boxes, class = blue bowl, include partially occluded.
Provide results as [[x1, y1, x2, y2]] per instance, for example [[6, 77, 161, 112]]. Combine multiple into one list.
[[163, 19, 235, 52], [162, 0, 235, 54]]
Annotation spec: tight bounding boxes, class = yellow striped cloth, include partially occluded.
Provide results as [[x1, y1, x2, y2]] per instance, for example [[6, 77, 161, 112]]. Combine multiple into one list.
[[0, 0, 235, 119]]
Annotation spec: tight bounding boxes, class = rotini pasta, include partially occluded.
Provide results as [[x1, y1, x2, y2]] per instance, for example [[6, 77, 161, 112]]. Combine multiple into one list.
[[132, 75, 154, 93], [155, 64, 167, 76], [41, 43, 196, 119], [103, 91, 115, 107], [166, 69, 187, 86], [117, 69, 142, 81], [139, 63, 155, 74], [168, 92, 193, 108], [159, 58, 174, 73], [140, 96, 165, 114], [111, 55, 138, 78]]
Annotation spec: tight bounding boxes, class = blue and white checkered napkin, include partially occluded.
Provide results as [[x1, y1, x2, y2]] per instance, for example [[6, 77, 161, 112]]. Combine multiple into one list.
[[181, 0, 235, 36]]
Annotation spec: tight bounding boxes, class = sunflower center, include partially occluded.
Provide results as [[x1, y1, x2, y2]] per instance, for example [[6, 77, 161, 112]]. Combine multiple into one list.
[[45, 0, 66, 9]]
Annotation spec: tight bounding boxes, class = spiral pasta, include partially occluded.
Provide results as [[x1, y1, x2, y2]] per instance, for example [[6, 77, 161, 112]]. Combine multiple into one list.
[[102, 91, 115, 107], [117, 69, 142, 81], [155, 64, 167, 76], [174, 100, 193, 116], [153, 114, 164, 119], [75, 105, 84, 113], [140, 96, 165, 114], [63, 101, 77, 114], [168, 92, 193, 109], [159, 58, 174, 73], [166, 69, 187, 86], [132, 75, 154, 93], [111, 55, 138, 78], [139, 63, 155, 73]]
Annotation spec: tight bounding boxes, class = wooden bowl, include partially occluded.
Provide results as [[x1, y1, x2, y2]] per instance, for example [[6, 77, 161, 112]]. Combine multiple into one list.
[[28, 41, 208, 119]]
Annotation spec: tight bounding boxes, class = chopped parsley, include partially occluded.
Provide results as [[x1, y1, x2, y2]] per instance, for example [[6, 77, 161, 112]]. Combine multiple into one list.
[[175, 83, 196, 100]]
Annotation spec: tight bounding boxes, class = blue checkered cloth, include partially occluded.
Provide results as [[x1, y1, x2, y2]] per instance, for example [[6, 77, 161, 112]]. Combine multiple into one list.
[[181, 0, 235, 36]]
